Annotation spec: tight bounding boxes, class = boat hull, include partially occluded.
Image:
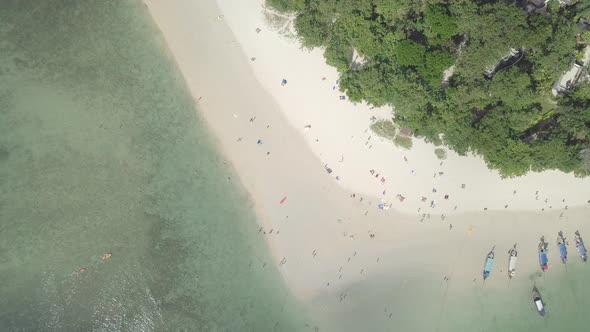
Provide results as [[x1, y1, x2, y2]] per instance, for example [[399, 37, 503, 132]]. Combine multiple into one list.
[[483, 255, 494, 280], [576, 240, 587, 262], [533, 289, 545, 317], [539, 251, 548, 271], [508, 255, 517, 278], [559, 243, 567, 264]]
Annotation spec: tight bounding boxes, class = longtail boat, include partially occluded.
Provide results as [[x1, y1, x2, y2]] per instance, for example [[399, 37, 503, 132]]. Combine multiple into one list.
[[539, 237, 548, 271], [533, 287, 545, 316], [483, 246, 495, 280], [575, 231, 588, 262], [508, 245, 517, 278], [557, 231, 567, 264]]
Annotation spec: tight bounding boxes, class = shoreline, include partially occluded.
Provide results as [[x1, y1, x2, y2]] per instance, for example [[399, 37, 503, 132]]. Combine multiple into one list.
[[214, 0, 590, 215], [142, 0, 590, 328]]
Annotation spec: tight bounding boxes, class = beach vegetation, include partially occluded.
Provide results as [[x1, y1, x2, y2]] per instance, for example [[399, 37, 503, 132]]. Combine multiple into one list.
[[371, 120, 397, 140], [268, 0, 590, 177], [393, 135, 413, 150], [434, 148, 447, 160]]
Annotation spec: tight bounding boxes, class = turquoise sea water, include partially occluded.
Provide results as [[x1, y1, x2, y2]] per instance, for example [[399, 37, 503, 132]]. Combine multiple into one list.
[[2, 1, 590, 332], [311, 208, 590, 332], [318, 259, 590, 332], [0, 1, 308, 330]]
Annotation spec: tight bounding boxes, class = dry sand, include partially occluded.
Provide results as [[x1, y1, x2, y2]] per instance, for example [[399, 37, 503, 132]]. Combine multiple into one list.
[[143, 0, 590, 328], [214, 0, 590, 215]]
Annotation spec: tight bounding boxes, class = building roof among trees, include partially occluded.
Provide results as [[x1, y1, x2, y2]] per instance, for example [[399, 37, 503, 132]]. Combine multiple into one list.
[[552, 62, 583, 96]]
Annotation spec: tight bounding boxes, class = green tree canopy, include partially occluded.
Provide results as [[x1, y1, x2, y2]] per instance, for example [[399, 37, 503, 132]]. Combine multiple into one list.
[[269, 0, 589, 176], [420, 5, 458, 45], [395, 40, 425, 67]]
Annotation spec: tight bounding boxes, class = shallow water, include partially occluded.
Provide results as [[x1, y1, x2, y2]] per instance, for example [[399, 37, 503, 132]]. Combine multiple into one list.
[[309, 216, 590, 332], [0, 1, 308, 330], [3, 1, 590, 332]]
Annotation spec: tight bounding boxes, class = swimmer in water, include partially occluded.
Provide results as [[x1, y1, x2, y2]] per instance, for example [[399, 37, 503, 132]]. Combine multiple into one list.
[[101, 252, 112, 261], [79, 267, 87, 273]]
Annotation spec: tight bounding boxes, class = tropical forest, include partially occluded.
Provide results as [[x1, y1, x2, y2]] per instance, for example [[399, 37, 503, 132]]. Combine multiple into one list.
[[268, 0, 590, 177]]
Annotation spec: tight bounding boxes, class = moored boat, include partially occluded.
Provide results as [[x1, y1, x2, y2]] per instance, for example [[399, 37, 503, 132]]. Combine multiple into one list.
[[557, 231, 567, 264], [532, 287, 545, 316], [508, 245, 517, 278], [575, 231, 587, 262], [539, 237, 548, 271], [483, 246, 495, 280]]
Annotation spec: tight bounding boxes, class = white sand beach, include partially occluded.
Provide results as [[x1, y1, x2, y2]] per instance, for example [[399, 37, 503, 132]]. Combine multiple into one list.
[[143, 0, 590, 328], [213, 0, 590, 215]]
